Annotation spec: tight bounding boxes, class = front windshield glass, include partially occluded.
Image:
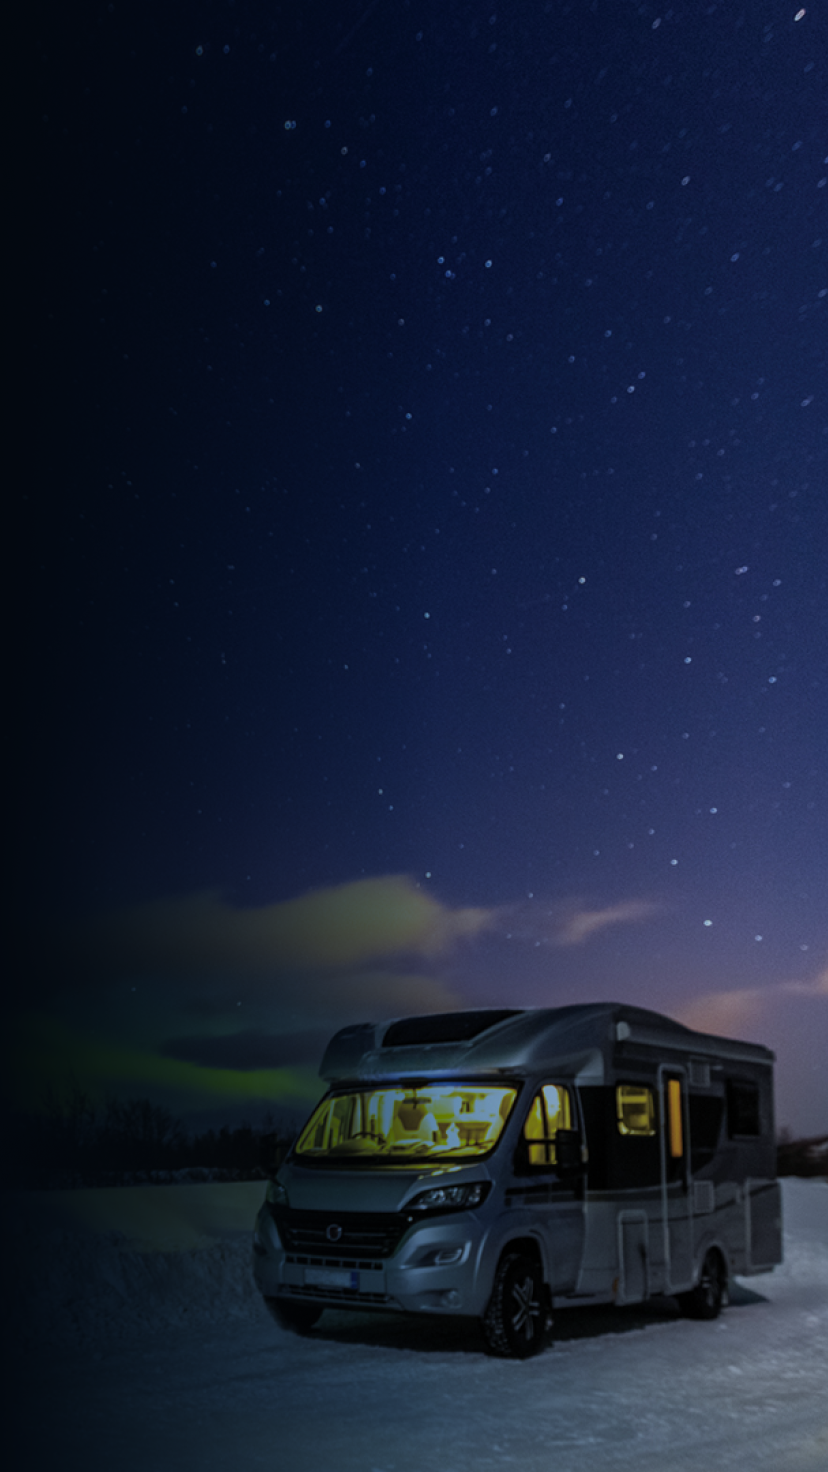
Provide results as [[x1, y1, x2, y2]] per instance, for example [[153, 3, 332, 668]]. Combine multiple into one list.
[[295, 1083, 518, 1165]]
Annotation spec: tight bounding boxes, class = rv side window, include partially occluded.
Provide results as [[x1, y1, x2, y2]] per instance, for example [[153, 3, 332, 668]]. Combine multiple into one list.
[[726, 1079, 761, 1137], [689, 1093, 724, 1171], [616, 1085, 656, 1137], [521, 1084, 572, 1167]]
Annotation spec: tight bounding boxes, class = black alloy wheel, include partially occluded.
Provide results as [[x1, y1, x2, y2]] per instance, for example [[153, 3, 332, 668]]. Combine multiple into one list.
[[482, 1252, 552, 1358], [677, 1248, 727, 1321]]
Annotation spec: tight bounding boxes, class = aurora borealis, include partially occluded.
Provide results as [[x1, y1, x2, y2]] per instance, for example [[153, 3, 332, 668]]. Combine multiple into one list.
[[12, 0, 827, 1138]]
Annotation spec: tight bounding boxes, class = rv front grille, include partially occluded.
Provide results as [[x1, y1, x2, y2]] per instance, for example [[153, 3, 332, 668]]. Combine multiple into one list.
[[271, 1206, 411, 1259], [286, 1252, 384, 1272]]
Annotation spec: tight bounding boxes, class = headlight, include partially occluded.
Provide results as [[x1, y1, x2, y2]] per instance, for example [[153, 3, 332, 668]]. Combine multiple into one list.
[[266, 1179, 288, 1207], [408, 1181, 490, 1212]]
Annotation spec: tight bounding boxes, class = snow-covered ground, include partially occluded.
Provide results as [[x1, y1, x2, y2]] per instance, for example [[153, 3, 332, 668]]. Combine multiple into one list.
[[6, 1178, 827, 1471]]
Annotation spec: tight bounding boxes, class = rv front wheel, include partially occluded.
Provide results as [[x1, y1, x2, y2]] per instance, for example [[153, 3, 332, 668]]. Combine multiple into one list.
[[264, 1297, 323, 1333], [677, 1249, 727, 1321], [482, 1252, 551, 1359]]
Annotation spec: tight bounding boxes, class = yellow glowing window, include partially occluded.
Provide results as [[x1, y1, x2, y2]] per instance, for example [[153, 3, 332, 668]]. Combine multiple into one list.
[[522, 1084, 572, 1167], [667, 1077, 684, 1158], [617, 1084, 656, 1136], [295, 1083, 518, 1164]]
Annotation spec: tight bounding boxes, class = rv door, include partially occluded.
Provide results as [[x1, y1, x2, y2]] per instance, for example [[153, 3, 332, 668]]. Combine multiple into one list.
[[658, 1066, 693, 1291]]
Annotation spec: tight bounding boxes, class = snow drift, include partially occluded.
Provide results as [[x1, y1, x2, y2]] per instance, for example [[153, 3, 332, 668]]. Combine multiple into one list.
[[5, 1179, 826, 1472], [4, 1176, 826, 1351]]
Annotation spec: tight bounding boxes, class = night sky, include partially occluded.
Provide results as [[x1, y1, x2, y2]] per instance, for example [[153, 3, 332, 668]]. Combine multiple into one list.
[[14, 0, 826, 1137]]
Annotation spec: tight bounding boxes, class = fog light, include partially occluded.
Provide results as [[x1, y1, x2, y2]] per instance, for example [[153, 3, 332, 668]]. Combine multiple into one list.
[[419, 1243, 466, 1267], [434, 1247, 464, 1266], [441, 1289, 461, 1307]]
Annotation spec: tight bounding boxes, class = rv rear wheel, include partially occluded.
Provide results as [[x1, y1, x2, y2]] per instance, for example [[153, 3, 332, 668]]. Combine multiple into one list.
[[264, 1297, 323, 1333], [482, 1252, 552, 1359], [677, 1249, 727, 1321]]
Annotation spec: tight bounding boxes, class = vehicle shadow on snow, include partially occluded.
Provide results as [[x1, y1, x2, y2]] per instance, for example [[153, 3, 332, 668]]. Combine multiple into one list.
[[286, 1280, 769, 1357], [550, 1278, 767, 1342]]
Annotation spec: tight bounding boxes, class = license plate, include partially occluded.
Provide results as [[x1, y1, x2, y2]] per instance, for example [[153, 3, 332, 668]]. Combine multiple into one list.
[[304, 1267, 359, 1290]]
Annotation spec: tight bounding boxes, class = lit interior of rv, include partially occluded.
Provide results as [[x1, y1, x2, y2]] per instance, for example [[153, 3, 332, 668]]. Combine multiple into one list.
[[295, 1084, 518, 1162]]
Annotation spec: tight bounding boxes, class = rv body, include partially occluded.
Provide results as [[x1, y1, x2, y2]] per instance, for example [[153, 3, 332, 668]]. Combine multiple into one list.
[[253, 1003, 782, 1355]]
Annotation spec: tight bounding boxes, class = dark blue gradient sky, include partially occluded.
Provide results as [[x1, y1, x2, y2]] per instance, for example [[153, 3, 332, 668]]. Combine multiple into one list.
[[14, 0, 826, 1135]]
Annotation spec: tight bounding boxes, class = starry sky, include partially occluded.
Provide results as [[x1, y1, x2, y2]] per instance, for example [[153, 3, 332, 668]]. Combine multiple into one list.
[[13, 0, 827, 1137]]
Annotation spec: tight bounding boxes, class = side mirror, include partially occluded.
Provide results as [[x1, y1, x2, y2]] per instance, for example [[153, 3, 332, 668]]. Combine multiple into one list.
[[555, 1130, 585, 1174]]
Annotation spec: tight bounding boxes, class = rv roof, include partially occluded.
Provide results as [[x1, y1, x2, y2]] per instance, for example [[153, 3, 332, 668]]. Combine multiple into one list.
[[318, 1001, 774, 1082], [380, 1003, 693, 1047]]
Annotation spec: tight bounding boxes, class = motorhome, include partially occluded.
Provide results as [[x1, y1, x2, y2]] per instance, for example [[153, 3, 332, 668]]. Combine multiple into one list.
[[252, 1003, 782, 1357]]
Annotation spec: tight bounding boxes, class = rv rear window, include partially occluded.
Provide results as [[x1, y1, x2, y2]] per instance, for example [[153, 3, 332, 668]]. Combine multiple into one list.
[[689, 1093, 725, 1171], [726, 1079, 761, 1137], [616, 1085, 656, 1137]]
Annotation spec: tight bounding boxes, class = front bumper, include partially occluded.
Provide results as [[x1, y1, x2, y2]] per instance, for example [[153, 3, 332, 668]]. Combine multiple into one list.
[[252, 1201, 489, 1317]]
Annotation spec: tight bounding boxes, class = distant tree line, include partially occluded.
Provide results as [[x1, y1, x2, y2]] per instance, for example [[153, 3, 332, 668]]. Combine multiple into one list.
[[6, 1086, 826, 1188], [776, 1129, 828, 1180], [7, 1083, 299, 1188]]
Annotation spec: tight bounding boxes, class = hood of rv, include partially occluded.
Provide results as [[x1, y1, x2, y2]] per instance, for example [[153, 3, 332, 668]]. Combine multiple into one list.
[[280, 1159, 487, 1214]]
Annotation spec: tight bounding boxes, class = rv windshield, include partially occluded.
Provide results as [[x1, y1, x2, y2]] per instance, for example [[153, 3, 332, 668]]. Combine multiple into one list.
[[295, 1083, 518, 1164]]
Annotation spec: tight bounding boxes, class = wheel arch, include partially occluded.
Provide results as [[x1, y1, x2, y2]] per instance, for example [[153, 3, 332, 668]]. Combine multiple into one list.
[[471, 1229, 549, 1317], [494, 1233, 545, 1273], [691, 1233, 731, 1288]]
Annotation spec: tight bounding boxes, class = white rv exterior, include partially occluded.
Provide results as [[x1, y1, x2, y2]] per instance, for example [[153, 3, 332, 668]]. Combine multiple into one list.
[[252, 1003, 782, 1357]]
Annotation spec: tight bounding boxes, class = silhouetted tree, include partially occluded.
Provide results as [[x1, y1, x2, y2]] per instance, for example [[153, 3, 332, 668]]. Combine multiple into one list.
[[7, 1083, 298, 1186], [777, 1131, 828, 1178]]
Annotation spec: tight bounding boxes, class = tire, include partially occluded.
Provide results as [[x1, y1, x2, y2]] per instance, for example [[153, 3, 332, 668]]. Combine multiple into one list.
[[263, 1296, 323, 1333], [677, 1248, 727, 1321], [482, 1252, 552, 1359]]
